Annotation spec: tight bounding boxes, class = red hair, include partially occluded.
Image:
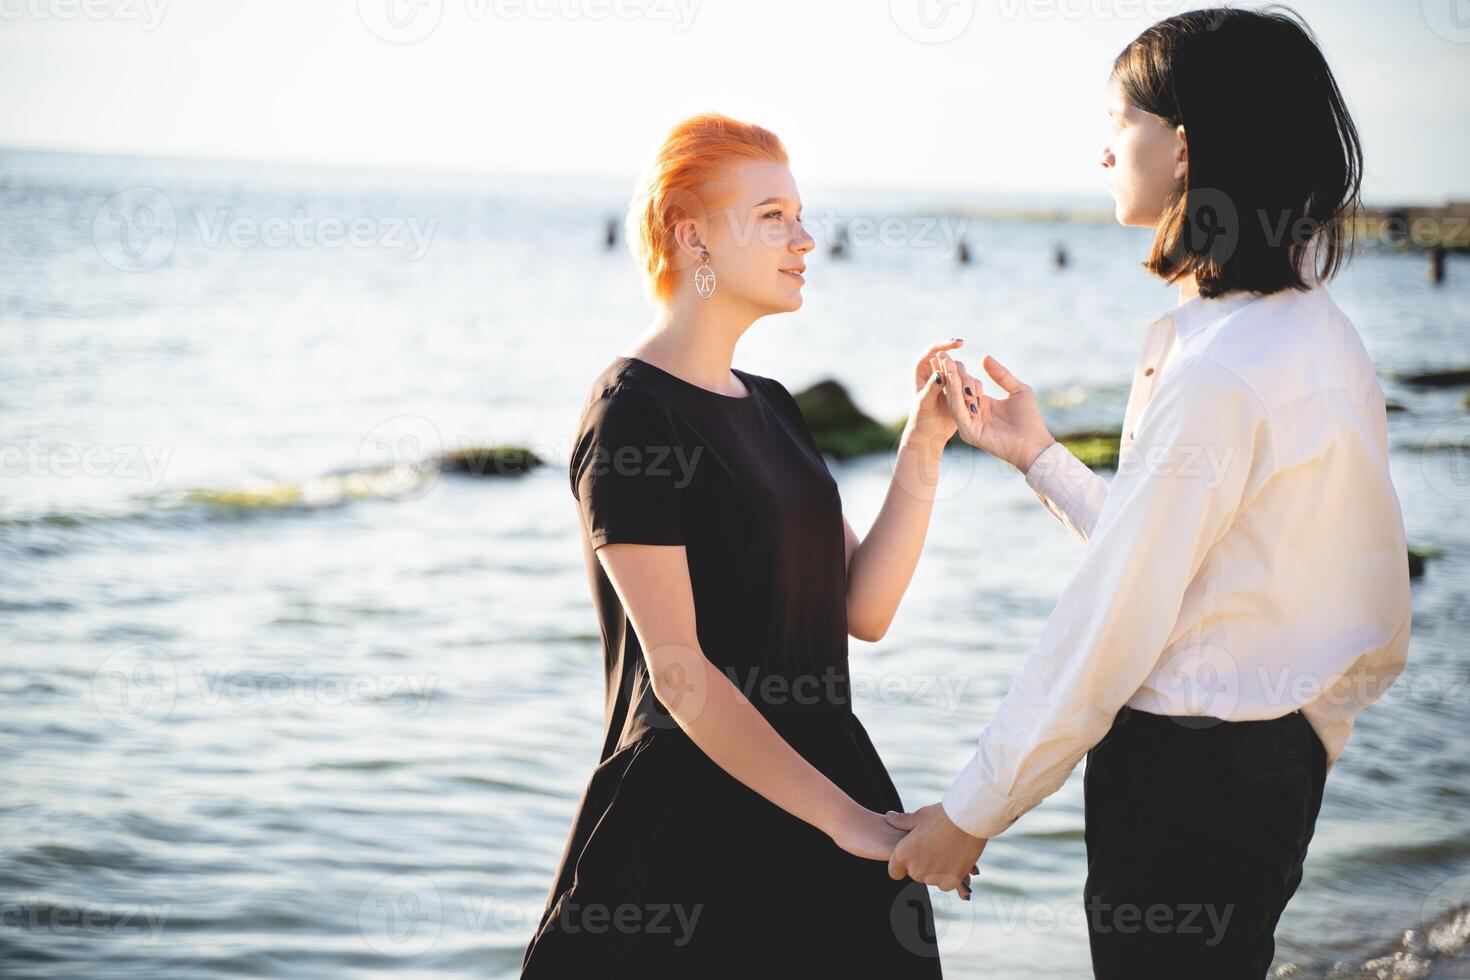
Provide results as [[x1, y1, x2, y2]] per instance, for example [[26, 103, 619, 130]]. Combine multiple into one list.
[[626, 113, 788, 301]]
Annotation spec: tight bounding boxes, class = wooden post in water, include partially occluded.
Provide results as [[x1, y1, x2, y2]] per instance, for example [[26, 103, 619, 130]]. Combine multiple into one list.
[[1430, 245, 1447, 284]]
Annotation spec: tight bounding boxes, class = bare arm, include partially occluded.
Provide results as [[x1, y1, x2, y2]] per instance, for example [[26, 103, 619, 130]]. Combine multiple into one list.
[[597, 540, 914, 863], [842, 339, 962, 643], [844, 438, 946, 642]]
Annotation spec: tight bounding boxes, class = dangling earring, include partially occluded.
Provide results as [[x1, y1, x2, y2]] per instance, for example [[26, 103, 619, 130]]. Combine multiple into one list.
[[693, 248, 716, 299]]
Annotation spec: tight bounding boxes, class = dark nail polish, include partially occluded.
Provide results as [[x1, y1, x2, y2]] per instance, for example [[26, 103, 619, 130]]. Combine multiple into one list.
[[968, 403, 977, 413], [964, 387, 973, 396]]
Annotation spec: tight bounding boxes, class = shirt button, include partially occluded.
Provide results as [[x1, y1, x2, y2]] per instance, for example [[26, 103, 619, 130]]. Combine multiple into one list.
[[1144, 368, 1155, 376]]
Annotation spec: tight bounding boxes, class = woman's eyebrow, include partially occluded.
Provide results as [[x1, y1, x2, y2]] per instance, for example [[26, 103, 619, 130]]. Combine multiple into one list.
[[752, 196, 795, 208]]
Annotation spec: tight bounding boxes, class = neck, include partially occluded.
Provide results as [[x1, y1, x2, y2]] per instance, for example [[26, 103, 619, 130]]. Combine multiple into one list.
[[1177, 273, 1202, 305], [627, 291, 758, 393]]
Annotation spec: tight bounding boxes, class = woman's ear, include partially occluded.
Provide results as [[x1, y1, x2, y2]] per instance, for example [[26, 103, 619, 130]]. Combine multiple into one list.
[[672, 219, 707, 269], [1173, 125, 1189, 183]]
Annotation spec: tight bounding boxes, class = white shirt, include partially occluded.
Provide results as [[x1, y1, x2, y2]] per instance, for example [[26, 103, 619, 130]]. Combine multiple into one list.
[[941, 282, 1413, 840]]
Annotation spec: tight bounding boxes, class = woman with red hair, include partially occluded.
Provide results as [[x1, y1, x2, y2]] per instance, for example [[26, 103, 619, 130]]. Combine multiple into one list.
[[521, 114, 959, 975]]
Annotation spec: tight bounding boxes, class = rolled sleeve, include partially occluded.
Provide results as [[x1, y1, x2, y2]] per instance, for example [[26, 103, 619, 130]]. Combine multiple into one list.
[[944, 356, 1270, 839]]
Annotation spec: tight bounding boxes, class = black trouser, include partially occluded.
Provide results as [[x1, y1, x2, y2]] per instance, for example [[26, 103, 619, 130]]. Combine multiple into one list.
[[1082, 705, 1327, 979]]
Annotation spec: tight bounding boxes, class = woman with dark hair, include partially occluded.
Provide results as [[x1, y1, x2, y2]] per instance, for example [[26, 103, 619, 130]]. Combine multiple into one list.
[[885, 9, 1411, 979]]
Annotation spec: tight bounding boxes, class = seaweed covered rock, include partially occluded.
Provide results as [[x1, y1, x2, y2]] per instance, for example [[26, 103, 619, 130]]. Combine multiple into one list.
[[791, 380, 905, 460], [1392, 367, 1470, 389], [437, 445, 543, 477], [1056, 428, 1122, 471], [1408, 546, 1442, 580]]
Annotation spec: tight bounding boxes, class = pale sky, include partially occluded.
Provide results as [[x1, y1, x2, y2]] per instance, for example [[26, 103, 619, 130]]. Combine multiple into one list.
[[2, 0, 1467, 204]]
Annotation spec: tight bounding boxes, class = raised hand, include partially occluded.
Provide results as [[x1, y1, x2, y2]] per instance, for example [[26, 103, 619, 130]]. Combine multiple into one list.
[[937, 352, 1056, 473], [899, 337, 966, 453]]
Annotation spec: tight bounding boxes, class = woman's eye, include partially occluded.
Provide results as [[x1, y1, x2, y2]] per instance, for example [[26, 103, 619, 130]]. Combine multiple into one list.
[[764, 210, 783, 219]]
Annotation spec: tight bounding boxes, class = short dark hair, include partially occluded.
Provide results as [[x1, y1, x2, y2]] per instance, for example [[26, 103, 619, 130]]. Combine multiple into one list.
[[1113, 6, 1363, 298]]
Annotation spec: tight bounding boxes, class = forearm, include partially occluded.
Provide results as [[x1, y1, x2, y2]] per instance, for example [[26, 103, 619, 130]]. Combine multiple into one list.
[[1022, 440, 1108, 547], [845, 434, 944, 641], [658, 652, 865, 840]]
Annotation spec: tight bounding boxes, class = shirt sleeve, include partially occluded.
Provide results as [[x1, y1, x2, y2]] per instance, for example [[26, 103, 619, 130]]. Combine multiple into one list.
[[571, 387, 688, 549], [1023, 441, 1110, 547], [942, 355, 1271, 839]]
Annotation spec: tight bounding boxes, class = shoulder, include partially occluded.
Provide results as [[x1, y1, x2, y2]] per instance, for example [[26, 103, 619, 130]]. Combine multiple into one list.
[[577, 360, 680, 434], [737, 369, 798, 412], [1192, 286, 1379, 413]]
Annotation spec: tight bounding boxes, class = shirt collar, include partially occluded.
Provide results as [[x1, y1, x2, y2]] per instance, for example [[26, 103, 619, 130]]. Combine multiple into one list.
[[1162, 289, 1263, 345], [1160, 238, 1320, 343]]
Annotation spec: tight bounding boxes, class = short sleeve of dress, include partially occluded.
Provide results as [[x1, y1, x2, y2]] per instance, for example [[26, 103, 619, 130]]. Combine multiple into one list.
[[571, 386, 687, 549]]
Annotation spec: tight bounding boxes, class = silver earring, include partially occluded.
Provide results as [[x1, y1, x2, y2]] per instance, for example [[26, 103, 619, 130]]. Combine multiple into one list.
[[693, 249, 716, 299]]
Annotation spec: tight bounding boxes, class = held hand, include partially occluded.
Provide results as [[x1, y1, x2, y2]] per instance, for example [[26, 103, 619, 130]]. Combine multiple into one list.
[[885, 803, 987, 900], [939, 354, 1056, 473], [831, 806, 910, 862], [901, 338, 966, 453]]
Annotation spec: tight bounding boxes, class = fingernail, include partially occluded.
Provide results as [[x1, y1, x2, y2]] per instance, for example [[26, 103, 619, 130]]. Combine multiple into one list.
[[968, 403, 977, 414], [932, 372, 941, 385], [964, 387, 973, 396]]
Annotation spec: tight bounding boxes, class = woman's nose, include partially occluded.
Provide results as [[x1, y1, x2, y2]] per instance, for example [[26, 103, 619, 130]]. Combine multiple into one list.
[[793, 223, 815, 253], [1099, 145, 1114, 169]]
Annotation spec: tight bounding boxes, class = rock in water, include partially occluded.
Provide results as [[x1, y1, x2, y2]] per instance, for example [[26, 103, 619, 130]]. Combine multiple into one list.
[[1056, 428, 1122, 471], [437, 445, 543, 477], [791, 380, 903, 460], [1393, 368, 1470, 388]]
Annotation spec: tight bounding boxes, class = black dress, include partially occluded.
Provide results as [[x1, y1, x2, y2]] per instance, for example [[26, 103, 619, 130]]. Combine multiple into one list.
[[521, 355, 942, 978]]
